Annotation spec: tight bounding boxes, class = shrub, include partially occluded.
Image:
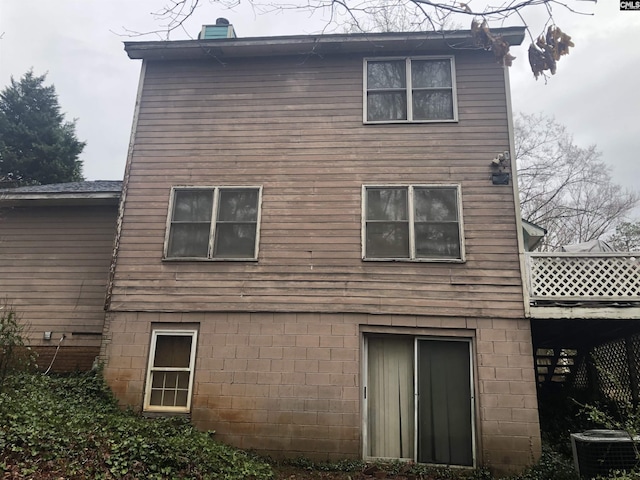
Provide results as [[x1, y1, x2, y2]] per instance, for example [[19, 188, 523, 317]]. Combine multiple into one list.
[[0, 300, 36, 391], [500, 444, 578, 480]]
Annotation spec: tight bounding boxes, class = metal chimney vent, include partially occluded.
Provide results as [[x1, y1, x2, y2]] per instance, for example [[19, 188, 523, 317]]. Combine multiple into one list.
[[199, 18, 237, 39]]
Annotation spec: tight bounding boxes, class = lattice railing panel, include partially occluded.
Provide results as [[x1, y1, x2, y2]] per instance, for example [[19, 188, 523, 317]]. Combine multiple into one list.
[[527, 253, 640, 300], [592, 340, 633, 403], [572, 357, 589, 390]]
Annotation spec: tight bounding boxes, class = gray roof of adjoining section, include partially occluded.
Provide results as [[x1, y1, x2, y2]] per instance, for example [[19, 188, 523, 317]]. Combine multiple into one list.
[[0, 180, 122, 206], [0, 180, 122, 194]]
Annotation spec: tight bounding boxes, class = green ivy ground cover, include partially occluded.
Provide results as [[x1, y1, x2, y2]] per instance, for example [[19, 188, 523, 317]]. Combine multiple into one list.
[[0, 372, 273, 479]]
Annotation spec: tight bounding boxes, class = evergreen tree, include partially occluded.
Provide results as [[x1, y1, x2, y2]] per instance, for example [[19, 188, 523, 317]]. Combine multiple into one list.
[[609, 221, 640, 252], [0, 70, 85, 187]]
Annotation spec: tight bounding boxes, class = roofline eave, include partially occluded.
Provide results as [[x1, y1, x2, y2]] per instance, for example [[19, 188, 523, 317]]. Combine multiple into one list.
[[124, 27, 527, 61], [0, 192, 121, 207]]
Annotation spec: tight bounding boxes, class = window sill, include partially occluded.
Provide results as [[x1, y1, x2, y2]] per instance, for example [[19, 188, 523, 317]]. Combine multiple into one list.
[[364, 118, 458, 125], [162, 257, 259, 262], [362, 257, 465, 263], [142, 409, 191, 418]]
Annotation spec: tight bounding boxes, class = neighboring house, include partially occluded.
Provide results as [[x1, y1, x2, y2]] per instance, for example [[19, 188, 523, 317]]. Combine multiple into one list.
[[0, 181, 121, 372], [99, 23, 542, 474]]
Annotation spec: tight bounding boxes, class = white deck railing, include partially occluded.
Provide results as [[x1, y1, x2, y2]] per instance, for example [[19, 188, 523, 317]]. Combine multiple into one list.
[[525, 252, 640, 303]]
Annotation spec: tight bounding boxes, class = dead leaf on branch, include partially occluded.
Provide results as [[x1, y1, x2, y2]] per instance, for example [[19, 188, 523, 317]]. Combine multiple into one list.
[[529, 26, 575, 79], [472, 20, 574, 80], [471, 19, 516, 67]]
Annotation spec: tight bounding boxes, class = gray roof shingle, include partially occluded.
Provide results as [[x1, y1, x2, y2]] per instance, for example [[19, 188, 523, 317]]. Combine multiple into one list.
[[0, 180, 122, 194]]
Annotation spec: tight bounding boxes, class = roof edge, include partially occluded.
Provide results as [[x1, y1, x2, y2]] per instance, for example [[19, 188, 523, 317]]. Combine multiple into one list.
[[0, 192, 121, 201], [125, 27, 527, 60]]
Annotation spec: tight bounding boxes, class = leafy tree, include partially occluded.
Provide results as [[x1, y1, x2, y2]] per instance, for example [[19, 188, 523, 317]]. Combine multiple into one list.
[[515, 113, 639, 251], [0, 70, 85, 187]]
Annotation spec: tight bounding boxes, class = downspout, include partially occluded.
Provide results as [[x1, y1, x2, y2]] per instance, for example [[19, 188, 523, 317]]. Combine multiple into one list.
[[503, 65, 531, 319]]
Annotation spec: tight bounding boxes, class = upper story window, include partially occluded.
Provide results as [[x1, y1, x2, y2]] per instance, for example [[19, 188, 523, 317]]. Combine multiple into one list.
[[364, 57, 457, 123], [165, 186, 262, 260], [362, 185, 464, 262]]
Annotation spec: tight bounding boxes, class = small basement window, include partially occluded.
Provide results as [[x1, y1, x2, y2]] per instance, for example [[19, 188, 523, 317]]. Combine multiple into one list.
[[144, 329, 198, 413]]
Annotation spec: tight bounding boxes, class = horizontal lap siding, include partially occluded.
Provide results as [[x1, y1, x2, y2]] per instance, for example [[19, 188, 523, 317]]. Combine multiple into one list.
[[0, 205, 117, 345], [111, 52, 525, 318]]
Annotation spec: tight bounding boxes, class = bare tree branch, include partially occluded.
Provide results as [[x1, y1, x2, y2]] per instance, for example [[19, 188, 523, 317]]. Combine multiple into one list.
[[131, 0, 596, 79], [515, 112, 639, 251]]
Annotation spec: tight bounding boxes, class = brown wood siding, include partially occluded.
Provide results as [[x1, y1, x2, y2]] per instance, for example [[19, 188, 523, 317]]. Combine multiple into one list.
[[0, 205, 117, 346], [110, 51, 525, 318]]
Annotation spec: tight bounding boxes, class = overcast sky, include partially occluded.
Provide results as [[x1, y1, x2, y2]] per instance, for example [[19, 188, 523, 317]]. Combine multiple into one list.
[[1, 1, 638, 215]]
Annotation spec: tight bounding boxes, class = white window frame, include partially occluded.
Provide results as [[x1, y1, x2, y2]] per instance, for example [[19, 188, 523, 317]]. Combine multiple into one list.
[[363, 56, 458, 124], [144, 329, 198, 413], [163, 185, 263, 261], [361, 184, 465, 262]]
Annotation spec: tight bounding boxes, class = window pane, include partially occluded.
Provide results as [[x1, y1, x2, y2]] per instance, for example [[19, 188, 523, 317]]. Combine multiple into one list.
[[412, 60, 452, 88], [415, 223, 461, 258], [150, 389, 163, 405], [164, 371, 179, 387], [367, 61, 406, 89], [417, 340, 473, 465], [154, 335, 193, 368], [367, 188, 408, 221], [149, 372, 189, 407], [412, 91, 453, 120], [367, 92, 407, 121], [173, 190, 213, 222], [177, 372, 190, 389], [175, 390, 188, 407], [367, 223, 410, 258], [218, 189, 259, 222], [214, 224, 257, 258], [151, 372, 165, 389], [414, 188, 458, 222], [367, 336, 415, 459], [167, 223, 210, 257], [162, 390, 177, 407]]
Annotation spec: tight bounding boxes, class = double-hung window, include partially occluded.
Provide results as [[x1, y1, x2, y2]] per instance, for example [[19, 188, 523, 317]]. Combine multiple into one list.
[[165, 186, 262, 260], [363, 185, 464, 261], [144, 329, 198, 413], [364, 57, 457, 123]]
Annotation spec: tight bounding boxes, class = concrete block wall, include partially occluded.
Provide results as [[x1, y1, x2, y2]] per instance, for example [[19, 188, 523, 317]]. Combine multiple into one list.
[[101, 311, 540, 473]]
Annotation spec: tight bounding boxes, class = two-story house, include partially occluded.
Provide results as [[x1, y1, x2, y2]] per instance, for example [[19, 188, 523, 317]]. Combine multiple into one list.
[[99, 24, 541, 473]]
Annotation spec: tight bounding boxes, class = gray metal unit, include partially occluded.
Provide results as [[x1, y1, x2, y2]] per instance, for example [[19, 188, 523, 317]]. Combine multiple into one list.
[[571, 430, 640, 478]]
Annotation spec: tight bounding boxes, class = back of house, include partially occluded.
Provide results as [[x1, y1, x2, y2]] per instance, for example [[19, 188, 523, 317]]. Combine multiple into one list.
[[101, 24, 540, 474]]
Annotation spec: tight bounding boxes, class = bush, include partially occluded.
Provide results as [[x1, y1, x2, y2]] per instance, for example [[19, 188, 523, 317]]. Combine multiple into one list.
[[0, 300, 36, 391], [500, 444, 578, 480]]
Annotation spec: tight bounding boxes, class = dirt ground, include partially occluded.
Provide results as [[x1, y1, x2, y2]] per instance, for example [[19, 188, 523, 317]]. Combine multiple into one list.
[[272, 464, 427, 480]]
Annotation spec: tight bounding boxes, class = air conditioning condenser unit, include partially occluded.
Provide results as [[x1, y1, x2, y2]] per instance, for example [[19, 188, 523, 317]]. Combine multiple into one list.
[[571, 429, 640, 478]]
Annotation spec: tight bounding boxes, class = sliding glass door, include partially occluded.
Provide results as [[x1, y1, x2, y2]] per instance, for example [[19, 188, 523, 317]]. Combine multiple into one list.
[[366, 335, 474, 466]]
